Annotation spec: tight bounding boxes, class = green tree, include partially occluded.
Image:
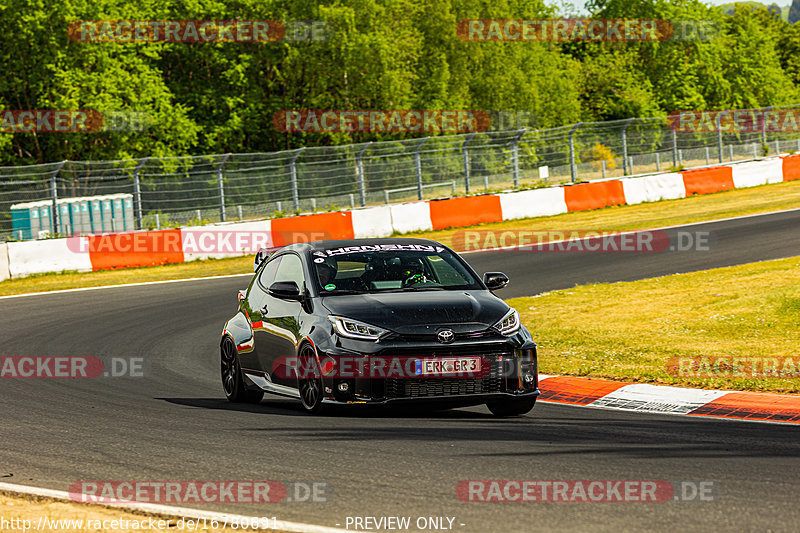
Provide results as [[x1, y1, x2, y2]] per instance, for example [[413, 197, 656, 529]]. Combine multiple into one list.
[[0, 0, 199, 164]]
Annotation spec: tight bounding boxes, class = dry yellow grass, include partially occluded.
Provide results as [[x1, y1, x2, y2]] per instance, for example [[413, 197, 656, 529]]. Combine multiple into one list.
[[509, 256, 800, 393]]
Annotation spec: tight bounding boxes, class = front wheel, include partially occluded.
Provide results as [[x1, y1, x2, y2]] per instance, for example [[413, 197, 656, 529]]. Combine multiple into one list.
[[486, 397, 536, 417], [221, 337, 263, 404]]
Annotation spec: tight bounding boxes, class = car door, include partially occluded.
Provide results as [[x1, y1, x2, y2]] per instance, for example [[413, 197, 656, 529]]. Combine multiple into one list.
[[259, 252, 307, 387]]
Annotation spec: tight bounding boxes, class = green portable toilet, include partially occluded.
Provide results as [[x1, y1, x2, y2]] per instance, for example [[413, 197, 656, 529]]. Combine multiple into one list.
[[10, 202, 32, 240]]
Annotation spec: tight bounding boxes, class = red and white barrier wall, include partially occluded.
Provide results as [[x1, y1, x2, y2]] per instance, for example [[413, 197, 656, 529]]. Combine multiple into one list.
[[3, 154, 799, 279], [0, 243, 9, 282]]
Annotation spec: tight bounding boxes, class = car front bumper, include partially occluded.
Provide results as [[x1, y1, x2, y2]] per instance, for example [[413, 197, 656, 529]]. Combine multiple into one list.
[[314, 330, 539, 405]]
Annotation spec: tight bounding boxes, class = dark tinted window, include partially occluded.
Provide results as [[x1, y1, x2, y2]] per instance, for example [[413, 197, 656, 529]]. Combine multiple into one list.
[[256, 255, 282, 290], [273, 254, 305, 289], [311, 244, 481, 294]]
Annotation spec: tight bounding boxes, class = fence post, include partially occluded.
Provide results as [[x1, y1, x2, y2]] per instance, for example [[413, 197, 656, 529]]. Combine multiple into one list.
[[415, 137, 430, 200], [49, 174, 58, 235], [621, 119, 633, 176], [671, 129, 678, 167], [761, 106, 772, 146], [50, 161, 66, 235], [290, 148, 305, 211], [569, 122, 581, 183], [462, 133, 476, 194], [133, 158, 147, 230], [511, 128, 526, 187], [217, 154, 231, 222], [716, 114, 723, 164], [356, 143, 370, 207]]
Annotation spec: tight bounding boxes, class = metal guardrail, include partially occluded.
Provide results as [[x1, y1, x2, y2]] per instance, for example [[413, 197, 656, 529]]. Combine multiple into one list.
[[3, 105, 800, 240]]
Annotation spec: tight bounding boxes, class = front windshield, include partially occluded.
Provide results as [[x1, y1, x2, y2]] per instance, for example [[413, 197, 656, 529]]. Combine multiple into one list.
[[311, 243, 482, 294]]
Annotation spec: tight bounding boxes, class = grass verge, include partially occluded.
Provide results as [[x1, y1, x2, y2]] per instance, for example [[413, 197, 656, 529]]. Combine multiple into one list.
[[1, 179, 799, 297], [508, 256, 800, 394]]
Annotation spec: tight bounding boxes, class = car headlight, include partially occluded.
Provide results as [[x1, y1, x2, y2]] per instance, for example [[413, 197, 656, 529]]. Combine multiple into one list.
[[493, 308, 520, 336], [328, 316, 388, 340]]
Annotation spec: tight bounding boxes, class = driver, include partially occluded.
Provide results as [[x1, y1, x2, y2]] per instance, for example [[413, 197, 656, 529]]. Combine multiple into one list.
[[400, 258, 428, 286], [317, 258, 338, 287]]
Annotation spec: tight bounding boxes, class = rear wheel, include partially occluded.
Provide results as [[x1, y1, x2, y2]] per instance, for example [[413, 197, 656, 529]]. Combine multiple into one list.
[[221, 337, 263, 404], [297, 344, 325, 413], [486, 397, 536, 417]]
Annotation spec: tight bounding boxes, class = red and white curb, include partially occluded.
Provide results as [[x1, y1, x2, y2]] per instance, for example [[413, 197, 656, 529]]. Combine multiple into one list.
[[0, 482, 347, 533], [538, 375, 800, 424]]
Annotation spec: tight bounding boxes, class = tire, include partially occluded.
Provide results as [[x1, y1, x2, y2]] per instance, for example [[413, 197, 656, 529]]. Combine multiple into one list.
[[297, 344, 325, 414], [221, 337, 264, 404], [486, 397, 536, 417]]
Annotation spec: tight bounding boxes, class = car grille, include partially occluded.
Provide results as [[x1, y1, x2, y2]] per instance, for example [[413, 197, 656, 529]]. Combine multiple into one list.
[[382, 354, 508, 399]]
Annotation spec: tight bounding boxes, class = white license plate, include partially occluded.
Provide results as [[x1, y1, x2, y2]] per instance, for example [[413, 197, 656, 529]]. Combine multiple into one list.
[[414, 357, 481, 376]]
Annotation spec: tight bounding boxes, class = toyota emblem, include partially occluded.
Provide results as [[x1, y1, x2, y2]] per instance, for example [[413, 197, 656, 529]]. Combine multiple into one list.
[[437, 329, 455, 344]]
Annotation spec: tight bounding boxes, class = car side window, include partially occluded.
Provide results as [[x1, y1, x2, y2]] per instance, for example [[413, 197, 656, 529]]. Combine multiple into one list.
[[244, 257, 279, 313], [427, 255, 471, 285], [256, 256, 282, 291], [273, 253, 305, 290]]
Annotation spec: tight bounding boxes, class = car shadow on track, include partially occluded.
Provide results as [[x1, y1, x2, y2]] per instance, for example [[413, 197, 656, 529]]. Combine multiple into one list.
[[158, 397, 498, 419], [157, 398, 800, 458]]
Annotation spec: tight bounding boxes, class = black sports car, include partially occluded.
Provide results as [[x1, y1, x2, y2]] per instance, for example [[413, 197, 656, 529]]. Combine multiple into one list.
[[220, 238, 539, 416]]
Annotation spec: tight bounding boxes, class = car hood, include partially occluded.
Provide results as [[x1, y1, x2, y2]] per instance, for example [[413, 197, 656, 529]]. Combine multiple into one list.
[[320, 290, 509, 335]]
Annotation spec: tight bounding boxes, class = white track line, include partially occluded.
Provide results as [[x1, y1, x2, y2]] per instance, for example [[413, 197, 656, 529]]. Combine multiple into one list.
[[0, 481, 348, 533], [3, 206, 799, 300], [0, 273, 252, 300]]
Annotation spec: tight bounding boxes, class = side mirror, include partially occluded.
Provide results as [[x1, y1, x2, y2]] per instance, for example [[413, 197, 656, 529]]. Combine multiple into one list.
[[254, 248, 270, 272], [484, 272, 509, 290], [238, 289, 246, 302], [269, 281, 302, 300]]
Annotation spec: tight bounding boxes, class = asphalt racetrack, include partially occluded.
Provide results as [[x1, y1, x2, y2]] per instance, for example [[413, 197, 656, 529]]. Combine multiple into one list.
[[1, 210, 799, 532]]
